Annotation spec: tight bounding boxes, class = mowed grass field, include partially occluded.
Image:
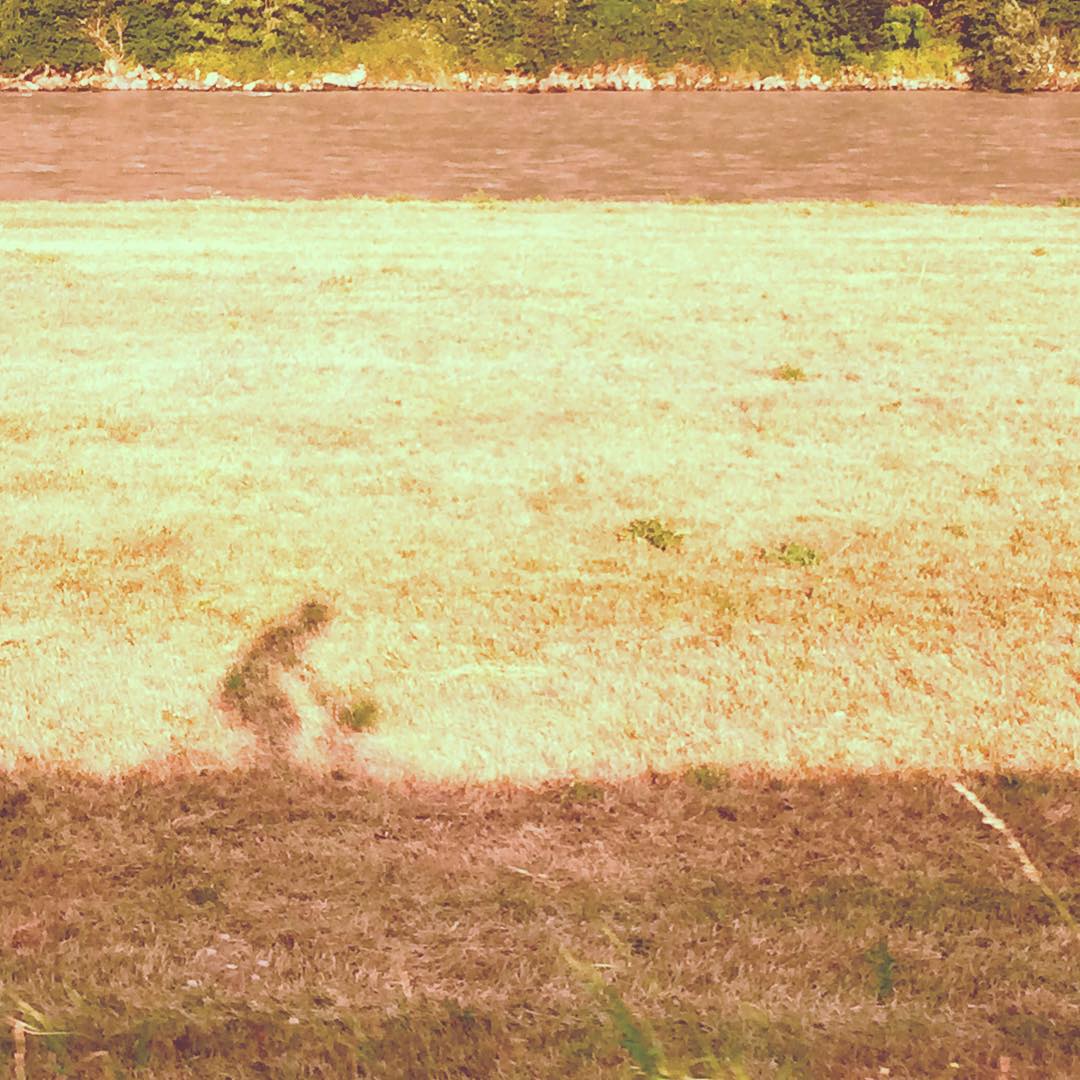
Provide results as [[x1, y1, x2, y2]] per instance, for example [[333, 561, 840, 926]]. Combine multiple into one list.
[[0, 200, 1077, 1076]]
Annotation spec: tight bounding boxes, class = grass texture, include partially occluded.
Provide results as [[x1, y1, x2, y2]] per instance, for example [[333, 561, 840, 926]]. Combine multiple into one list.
[[0, 199, 1077, 1075], [0, 198, 1076, 782]]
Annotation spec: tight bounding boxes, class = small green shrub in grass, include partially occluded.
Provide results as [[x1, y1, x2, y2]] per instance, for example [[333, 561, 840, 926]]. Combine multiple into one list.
[[684, 764, 730, 791], [297, 600, 332, 629], [617, 518, 685, 552], [772, 364, 808, 383], [186, 883, 221, 906], [559, 780, 604, 805], [339, 698, 379, 732], [223, 669, 248, 697], [762, 542, 819, 567], [866, 938, 896, 1002]]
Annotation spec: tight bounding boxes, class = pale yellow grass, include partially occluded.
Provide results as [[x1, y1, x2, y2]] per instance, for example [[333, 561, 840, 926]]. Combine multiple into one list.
[[0, 199, 1076, 782]]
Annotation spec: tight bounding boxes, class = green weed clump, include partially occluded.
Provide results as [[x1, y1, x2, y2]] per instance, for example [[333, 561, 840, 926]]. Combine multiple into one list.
[[772, 364, 808, 383], [866, 938, 897, 1002], [223, 669, 248, 697], [339, 698, 379, 732], [558, 780, 605, 806], [684, 764, 730, 791], [763, 542, 819, 567], [618, 518, 685, 552]]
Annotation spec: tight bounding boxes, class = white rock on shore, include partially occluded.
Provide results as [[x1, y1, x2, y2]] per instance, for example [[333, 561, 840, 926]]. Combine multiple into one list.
[[2, 59, 1079, 94], [322, 66, 367, 89]]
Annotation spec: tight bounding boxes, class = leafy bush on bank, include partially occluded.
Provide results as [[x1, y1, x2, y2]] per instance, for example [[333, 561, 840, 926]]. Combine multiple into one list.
[[867, 38, 965, 75], [0, 0, 1076, 89], [168, 18, 463, 84], [964, 0, 1061, 86], [940, 0, 1064, 86], [341, 16, 464, 82]]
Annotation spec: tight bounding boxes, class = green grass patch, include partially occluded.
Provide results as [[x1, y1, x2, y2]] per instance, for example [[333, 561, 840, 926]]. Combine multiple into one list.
[[617, 518, 685, 552], [772, 363, 808, 383]]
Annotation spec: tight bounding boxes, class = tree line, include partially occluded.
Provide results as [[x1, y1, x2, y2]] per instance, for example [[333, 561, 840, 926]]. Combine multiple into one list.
[[1, 0, 1077, 90]]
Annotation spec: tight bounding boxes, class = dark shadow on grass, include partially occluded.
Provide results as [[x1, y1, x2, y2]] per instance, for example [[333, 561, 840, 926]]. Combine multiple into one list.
[[216, 598, 337, 765], [0, 762, 1077, 1077]]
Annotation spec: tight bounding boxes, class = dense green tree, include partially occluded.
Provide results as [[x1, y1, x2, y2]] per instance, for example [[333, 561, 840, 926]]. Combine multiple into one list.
[[2, 0, 1078, 81], [880, 2, 934, 47], [118, 1, 190, 64], [312, 0, 399, 43], [940, 0, 1059, 86], [769, 0, 876, 64], [177, 0, 321, 53], [649, 0, 777, 70], [427, 0, 529, 67], [0, 0, 185, 69], [0, 0, 99, 70]]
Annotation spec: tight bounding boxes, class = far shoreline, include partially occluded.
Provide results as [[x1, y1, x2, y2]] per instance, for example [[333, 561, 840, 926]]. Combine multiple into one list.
[[4, 59, 1080, 95]]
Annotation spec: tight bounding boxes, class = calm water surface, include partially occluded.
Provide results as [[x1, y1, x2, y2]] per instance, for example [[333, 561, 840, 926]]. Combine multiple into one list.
[[1, 91, 1077, 202]]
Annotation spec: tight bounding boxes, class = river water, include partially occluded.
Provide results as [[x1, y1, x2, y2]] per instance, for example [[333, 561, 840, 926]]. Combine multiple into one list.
[[1, 90, 1077, 202]]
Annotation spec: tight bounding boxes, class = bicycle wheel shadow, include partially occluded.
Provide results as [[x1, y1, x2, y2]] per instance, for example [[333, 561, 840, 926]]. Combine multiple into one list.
[[216, 598, 376, 771]]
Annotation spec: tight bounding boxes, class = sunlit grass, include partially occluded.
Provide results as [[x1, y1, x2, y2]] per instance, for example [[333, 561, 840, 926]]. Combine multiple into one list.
[[1, 194, 1077, 1071], [0, 198, 1077, 783]]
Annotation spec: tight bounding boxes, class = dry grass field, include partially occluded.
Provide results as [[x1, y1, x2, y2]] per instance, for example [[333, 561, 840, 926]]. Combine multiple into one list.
[[0, 199, 1077, 1077]]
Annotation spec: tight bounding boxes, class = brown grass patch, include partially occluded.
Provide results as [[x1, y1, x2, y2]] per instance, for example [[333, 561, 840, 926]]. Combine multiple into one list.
[[0, 767, 1077, 1077]]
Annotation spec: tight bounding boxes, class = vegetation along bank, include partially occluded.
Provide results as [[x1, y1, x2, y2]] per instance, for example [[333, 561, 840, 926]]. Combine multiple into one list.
[[1, 0, 1078, 92]]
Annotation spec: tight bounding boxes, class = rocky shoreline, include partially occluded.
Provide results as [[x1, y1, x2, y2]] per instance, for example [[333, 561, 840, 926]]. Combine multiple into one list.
[[3, 58, 1079, 94]]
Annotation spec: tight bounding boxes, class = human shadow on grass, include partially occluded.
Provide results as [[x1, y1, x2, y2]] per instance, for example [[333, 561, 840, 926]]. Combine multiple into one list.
[[216, 598, 377, 769]]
